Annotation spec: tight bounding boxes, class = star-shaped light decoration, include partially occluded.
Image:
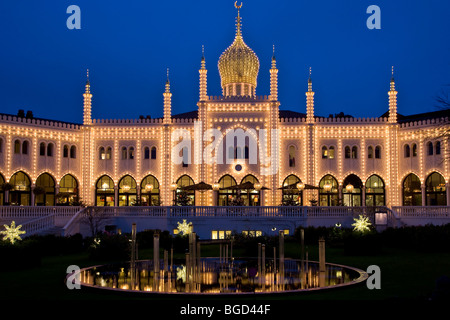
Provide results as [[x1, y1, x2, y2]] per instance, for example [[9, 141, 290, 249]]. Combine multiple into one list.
[[351, 215, 372, 233], [1, 221, 26, 244], [176, 219, 192, 236], [176, 265, 186, 282]]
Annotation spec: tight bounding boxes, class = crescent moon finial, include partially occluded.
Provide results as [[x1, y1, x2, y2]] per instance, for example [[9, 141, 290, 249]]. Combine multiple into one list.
[[234, 1, 243, 9]]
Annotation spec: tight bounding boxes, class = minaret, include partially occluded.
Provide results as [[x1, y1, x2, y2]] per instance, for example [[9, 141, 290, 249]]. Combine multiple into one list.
[[163, 68, 172, 125], [388, 66, 398, 123], [270, 45, 278, 101], [199, 45, 208, 101], [83, 69, 92, 125], [306, 67, 315, 124]]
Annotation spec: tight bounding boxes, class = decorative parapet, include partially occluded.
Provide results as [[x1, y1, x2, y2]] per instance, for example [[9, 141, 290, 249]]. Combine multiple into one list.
[[0, 114, 81, 130], [315, 117, 388, 124], [208, 95, 270, 102], [399, 117, 449, 129], [92, 118, 164, 125], [279, 117, 306, 123]]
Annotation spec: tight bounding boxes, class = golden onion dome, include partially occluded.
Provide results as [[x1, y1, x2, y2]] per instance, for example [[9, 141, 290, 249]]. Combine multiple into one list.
[[218, 3, 259, 90]]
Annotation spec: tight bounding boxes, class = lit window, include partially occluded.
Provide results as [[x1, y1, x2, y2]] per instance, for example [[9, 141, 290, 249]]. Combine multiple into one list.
[[322, 146, 328, 159], [99, 147, 105, 160], [329, 146, 335, 159]]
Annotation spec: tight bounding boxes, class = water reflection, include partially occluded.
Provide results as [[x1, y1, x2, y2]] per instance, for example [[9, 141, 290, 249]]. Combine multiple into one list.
[[79, 258, 365, 294]]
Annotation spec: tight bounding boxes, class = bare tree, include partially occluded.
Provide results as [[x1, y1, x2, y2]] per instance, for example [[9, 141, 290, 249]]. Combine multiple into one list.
[[433, 85, 450, 162], [80, 207, 111, 237]]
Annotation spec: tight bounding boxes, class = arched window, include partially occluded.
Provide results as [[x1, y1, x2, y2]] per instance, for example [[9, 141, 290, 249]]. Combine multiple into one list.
[[47, 143, 54, 157], [412, 144, 417, 157], [106, 147, 112, 160], [151, 147, 157, 159], [342, 174, 362, 206], [426, 172, 446, 206], [403, 173, 422, 206], [240, 174, 261, 206], [427, 142, 433, 156], [14, 140, 21, 154], [368, 146, 373, 159], [70, 146, 76, 159], [22, 140, 29, 155], [281, 174, 303, 206], [344, 146, 351, 159], [40, 142, 46, 156], [0, 137, 3, 153], [175, 175, 195, 205], [121, 147, 127, 160], [35, 173, 55, 206], [435, 141, 441, 155], [289, 146, 296, 167], [128, 147, 135, 160], [351, 146, 358, 159], [365, 175, 385, 206], [99, 147, 105, 160], [375, 146, 381, 159], [95, 175, 115, 206], [217, 175, 237, 206], [182, 147, 189, 167], [58, 174, 78, 205], [140, 175, 160, 206], [404, 144, 410, 158], [319, 175, 339, 206], [63, 145, 69, 158], [329, 146, 335, 159], [144, 147, 150, 159], [118, 175, 137, 206], [322, 146, 328, 159], [9, 171, 31, 206]]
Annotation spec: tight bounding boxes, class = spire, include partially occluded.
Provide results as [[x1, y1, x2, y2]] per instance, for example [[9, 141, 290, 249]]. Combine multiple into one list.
[[390, 65, 395, 90], [388, 65, 398, 123], [306, 67, 315, 124], [269, 44, 278, 101], [235, 2, 243, 38], [201, 45, 206, 70], [83, 68, 92, 125], [271, 45, 277, 69], [163, 68, 172, 124], [199, 46, 208, 101], [308, 67, 312, 90], [165, 68, 170, 92]]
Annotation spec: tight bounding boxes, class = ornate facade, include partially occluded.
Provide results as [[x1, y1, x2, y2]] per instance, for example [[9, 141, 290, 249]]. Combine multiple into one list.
[[0, 5, 448, 209]]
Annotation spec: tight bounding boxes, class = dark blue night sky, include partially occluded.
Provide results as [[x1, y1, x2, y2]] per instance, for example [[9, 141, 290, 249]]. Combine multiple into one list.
[[0, 0, 449, 123]]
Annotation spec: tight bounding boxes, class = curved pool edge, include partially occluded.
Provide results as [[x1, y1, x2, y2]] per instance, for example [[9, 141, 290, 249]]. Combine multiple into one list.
[[71, 259, 369, 296]]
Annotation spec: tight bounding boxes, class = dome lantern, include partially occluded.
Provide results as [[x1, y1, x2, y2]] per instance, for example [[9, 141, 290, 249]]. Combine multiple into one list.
[[218, 2, 260, 97]]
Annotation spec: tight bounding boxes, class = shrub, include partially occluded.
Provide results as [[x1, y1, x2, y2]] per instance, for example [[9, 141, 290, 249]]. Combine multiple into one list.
[[87, 233, 131, 262], [0, 240, 42, 271]]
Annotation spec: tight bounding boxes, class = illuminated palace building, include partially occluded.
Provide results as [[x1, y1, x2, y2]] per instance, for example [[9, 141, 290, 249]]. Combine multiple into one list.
[[0, 5, 449, 212]]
